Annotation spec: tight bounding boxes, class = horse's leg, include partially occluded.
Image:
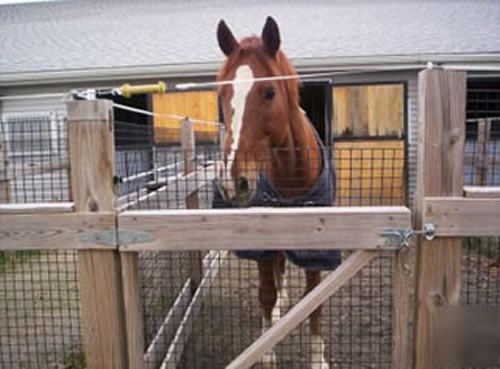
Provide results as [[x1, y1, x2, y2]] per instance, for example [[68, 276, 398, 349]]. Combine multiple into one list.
[[272, 251, 289, 323], [306, 270, 329, 369], [258, 257, 279, 368]]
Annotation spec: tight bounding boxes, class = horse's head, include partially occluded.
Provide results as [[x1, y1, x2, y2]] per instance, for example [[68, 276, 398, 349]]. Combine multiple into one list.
[[216, 16, 300, 206]]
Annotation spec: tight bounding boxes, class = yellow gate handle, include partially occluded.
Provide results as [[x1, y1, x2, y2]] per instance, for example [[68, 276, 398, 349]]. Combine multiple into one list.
[[120, 81, 167, 98]]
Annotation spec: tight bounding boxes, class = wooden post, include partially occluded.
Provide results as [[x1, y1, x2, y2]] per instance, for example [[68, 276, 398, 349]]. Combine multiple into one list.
[[0, 124, 14, 260], [393, 249, 410, 368], [181, 118, 202, 291], [474, 118, 490, 186], [413, 68, 466, 369], [120, 252, 145, 369], [67, 99, 128, 369], [0, 124, 9, 203]]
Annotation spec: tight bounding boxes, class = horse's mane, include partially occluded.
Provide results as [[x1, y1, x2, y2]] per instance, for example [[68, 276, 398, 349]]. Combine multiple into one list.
[[217, 36, 300, 110]]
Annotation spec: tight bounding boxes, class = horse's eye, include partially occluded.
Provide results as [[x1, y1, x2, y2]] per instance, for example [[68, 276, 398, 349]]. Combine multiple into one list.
[[264, 87, 275, 100]]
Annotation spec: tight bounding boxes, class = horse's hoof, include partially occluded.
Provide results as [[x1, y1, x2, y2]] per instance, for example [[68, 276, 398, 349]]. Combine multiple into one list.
[[257, 350, 278, 369], [311, 362, 330, 369]]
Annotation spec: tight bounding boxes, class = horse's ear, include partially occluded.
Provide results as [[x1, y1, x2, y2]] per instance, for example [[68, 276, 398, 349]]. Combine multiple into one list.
[[261, 16, 280, 56], [217, 20, 238, 56]]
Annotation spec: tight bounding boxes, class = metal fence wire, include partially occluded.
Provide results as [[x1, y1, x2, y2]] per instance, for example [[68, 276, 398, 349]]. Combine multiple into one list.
[[0, 114, 79, 369], [113, 122, 403, 369], [0, 113, 70, 203], [1, 83, 499, 369], [462, 86, 500, 318], [0, 251, 83, 369]]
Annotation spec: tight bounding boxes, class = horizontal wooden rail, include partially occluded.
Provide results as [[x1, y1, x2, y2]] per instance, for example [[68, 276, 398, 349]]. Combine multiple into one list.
[[0, 212, 115, 250], [8, 159, 69, 178], [119, 206, 411, 251], [160, 250, 228, 369], [117, 164, 216, 212], [143, 250, 222, 369], [226, 250, 379, 369], [0, 202, 74, 214], [144, 279, 192, 369], [424, 197, 500, 237], [463, 186, 500, 198]]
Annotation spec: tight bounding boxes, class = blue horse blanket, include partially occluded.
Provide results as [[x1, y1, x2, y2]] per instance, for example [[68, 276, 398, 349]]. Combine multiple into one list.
[[212, 134, 341, 271]]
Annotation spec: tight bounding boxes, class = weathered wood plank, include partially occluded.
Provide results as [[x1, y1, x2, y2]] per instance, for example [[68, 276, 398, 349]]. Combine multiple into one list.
[[9, 159, 69, 177], [474, 119, 491, 186], [144, 279, 192, 369], [0, 127, 9, 202], [0, 212, 115, 251], [181, 119, 203, 291], [413, 68, 466, 369], [143, 250, 222, 369], [393, 248, 410, 369], [0, 202, 74, 214], [425, 197, 500, 237], [0, 128, 12, 259], [121, 252, 145, 369], [118, 207, 411, 251], [116, 165, 216, 212], [226, 250, 379, 369], [464, 186, 500, 198], [160, 250, 228, 369], [67, 99, 129, 369]]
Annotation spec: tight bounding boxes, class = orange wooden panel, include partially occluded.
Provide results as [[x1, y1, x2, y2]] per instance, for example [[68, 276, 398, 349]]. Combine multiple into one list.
[[333, 84, 404, 138], [333, 140, 405, 206], [152, 91, 218, 143]]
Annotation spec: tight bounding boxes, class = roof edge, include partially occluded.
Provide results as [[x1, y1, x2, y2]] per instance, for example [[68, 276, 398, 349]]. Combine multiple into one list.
[[1, 53, 500, 87]]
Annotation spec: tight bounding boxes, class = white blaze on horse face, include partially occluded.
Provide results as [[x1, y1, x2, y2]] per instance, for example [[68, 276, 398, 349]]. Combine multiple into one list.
[[224, 65, 254, 195]]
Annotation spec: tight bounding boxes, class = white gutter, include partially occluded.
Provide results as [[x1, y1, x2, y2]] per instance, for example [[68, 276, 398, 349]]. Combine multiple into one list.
[[0, 53, 499, 88]]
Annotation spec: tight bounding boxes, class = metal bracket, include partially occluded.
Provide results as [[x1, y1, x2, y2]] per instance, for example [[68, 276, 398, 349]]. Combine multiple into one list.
[[380, 223, 436, 249], [80, 229, 153, 247]]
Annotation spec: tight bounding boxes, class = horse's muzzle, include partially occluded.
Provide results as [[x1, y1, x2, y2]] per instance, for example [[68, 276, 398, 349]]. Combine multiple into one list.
[[214, 177, 256, 207]]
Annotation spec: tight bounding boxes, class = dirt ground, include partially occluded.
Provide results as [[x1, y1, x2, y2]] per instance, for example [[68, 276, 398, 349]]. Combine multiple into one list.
[[1, 241, 498, 369], [0, 251, 83, 369]]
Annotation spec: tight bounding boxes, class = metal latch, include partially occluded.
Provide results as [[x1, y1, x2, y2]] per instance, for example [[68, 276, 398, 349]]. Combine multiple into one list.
[[80, 229, 153, 246], [380, 223, 436, 249]]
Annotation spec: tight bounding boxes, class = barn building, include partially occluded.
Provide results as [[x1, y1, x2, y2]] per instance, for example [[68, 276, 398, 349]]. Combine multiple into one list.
[[1, 0, 500, 206]]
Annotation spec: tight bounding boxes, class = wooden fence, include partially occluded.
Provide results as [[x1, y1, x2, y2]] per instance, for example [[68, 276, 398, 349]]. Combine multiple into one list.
[[1, 67, 500, 369]]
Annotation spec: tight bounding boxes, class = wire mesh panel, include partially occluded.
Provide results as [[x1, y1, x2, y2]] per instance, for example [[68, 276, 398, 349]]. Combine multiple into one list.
[[460, 86, 500, 369], [0, 251, 83, 369], [115, 134, 403, 369], [172, 251, 393, 369], [0, 113, 70, 203], [116, 145, 405, 211]]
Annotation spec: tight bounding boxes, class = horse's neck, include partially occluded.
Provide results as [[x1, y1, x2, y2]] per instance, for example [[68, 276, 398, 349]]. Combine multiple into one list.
[[269, 108, 322, 197]]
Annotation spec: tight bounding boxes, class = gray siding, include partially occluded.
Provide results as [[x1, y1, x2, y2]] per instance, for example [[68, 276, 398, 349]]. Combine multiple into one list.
[[0, 95, 66, 115]]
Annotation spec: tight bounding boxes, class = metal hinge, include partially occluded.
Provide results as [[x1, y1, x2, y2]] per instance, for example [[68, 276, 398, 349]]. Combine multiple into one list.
[[380, 223, 436, 249], [80, 229, 153, 247]]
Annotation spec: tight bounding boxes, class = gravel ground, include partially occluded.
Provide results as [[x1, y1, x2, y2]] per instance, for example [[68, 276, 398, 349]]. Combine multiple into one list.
[[0, 240, 498, 369]]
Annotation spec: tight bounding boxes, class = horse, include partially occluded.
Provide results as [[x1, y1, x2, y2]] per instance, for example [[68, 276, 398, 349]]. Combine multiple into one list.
[[213, 17, 340, 369]]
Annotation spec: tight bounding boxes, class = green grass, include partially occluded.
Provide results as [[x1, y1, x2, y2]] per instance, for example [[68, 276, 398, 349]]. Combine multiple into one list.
[[464, 237, 500, 258], [0, 250, 41, 273], [61, 348, 86, 369]]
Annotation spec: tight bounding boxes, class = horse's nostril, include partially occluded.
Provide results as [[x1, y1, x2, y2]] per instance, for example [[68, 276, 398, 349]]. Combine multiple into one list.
[[237, 177, 249, 194]]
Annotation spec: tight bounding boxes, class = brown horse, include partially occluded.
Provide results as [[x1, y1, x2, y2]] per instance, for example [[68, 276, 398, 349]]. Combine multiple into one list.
[[215, 17, 333, 369]]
